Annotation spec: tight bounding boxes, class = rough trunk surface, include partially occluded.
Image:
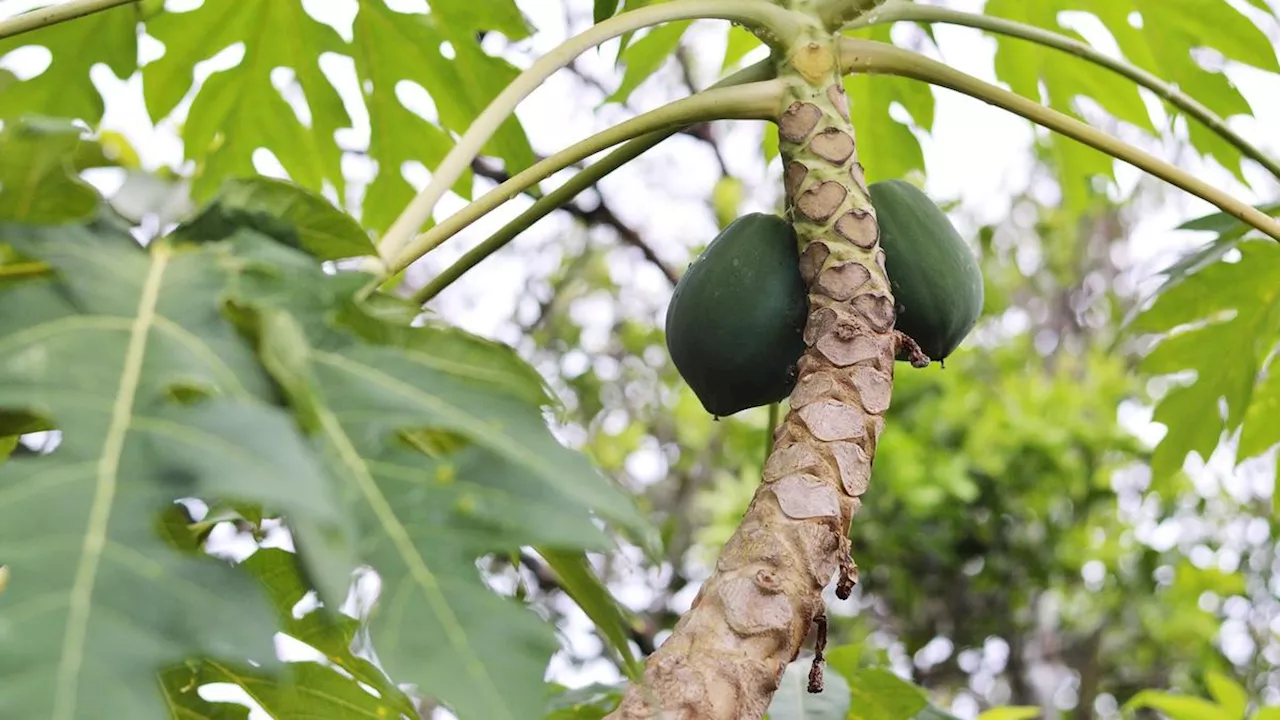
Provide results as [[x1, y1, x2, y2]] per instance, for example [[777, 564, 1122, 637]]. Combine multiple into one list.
[[608, 22, 898, 720]]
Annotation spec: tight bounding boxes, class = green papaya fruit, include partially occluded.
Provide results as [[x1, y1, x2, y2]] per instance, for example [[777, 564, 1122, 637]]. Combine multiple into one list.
[[664, 213, 807, 418], [665, 181, 982, 417], [870, 179, 984, 362]]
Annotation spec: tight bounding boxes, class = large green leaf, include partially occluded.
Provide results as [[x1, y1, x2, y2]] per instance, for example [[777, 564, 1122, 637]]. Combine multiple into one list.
[[351, 0, 534, 231], [0, 3, 139, 123], [142, 0, 350, 202], [0, 222, 357, 719], [1133, 239, 1280, 482], [205, 236, 647, 718], [174, 177, 376, 261]]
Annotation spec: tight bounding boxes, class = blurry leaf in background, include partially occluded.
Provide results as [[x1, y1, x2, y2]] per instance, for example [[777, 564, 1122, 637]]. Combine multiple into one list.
[[1133, 240, 1280, 483]]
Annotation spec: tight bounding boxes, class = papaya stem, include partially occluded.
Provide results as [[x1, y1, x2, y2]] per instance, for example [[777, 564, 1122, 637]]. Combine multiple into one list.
[[839, 37, 1280, 243], [0, 0, 135, 40], [845, 3, 1280, 182], [410, 60, 777, 304], [375, 0, 805, 267], [385, 79, 786, 279]]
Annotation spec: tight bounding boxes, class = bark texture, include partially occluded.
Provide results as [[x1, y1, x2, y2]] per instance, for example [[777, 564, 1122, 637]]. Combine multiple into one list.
[[608, 24, 898, 720]]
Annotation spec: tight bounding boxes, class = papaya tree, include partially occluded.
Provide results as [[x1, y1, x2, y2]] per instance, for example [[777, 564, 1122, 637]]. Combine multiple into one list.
[[0, 0, 1278, 719]]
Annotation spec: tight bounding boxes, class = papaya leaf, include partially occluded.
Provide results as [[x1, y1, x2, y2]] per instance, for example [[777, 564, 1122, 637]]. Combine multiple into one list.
[[1155, 203, 1280, 294], [722, 24, 763, 72], [142, 0, 350, 202], [1132, 240, 1280, 482], [427, 0, 532, 40], [595, 0, 623, 24], [351, 2, 477, 232], [160, 664, 252, 720], [0, 3, 139, 123], [183, 659, 409, 720], [0, 116, 106, 224], [841, 24, 933, 185], [175, 177, 375, 261], [537, 549, 642, 679], [1125, 690, 1235, 720], [207, 237, 649, 719], [0, 222, 362, 719], [238, 548, 418, 718], [1092, 0, 1278, 181], [765, 658, 851, 720], [984, 0, 1152, 211], [606, 21, 691, 105]]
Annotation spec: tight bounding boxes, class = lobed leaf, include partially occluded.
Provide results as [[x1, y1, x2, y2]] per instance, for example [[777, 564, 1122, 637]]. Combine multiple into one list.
[[0, 222, 356, 720], [1133, 240, 1280, 482]]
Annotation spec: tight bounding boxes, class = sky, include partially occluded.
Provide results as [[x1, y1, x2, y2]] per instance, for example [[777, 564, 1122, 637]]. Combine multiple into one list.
[[2, 0, 1279, 717]]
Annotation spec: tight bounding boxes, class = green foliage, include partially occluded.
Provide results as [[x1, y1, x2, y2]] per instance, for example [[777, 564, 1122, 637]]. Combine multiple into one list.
[[1133, 239, 1280, 484], [983, 0, 1280, 206], [175, 177, 375, 261], [0, 0, 536, 232], [0, 126, 649, 717]]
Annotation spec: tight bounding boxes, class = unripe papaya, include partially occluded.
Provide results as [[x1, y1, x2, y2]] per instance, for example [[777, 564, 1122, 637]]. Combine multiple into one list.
[[870, 179, 984, 363], [664, 181, 982, 417], [664, 213, 807, 418]]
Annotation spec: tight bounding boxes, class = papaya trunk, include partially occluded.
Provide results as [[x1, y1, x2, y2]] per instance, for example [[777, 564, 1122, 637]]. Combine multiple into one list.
[[608, 11, 897, 720]]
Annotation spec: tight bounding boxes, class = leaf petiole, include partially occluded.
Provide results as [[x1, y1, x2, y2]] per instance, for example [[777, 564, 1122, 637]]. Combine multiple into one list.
[[375, 0, 804, 266], [840, 37, 1280, 243], [385, 78, 786, 280], [845, 3, 1280, 181]]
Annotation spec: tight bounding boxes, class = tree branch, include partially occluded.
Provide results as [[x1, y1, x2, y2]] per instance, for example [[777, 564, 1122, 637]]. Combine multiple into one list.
[[470, 157, 679, 285]]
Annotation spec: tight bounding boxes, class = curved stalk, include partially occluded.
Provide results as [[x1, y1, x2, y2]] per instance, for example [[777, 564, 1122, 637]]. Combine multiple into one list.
[[812, 0, 888, 31], [845, 3, 1280, 181], [0, 0, 136, 40], [386, 79, 786, 278], [411, 60, 777, 304], [375, 0, 804, 265], [839, 37, 1280, 242], [413, 132, 671, 303]]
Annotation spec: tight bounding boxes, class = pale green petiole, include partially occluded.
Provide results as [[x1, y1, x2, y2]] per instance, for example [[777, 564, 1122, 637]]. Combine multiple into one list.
[[840, 37, 1280, 242], [375, 0, 805, 266], [410, 59, 777, 304], [385, 79, 786, 279]]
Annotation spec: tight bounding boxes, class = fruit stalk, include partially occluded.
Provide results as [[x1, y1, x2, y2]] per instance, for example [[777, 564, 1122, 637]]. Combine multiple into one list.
[[608, 18, 895, 720]]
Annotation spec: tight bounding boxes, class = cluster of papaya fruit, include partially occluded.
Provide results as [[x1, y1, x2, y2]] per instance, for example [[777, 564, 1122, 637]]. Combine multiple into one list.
[[665, 180, 983, 418]]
